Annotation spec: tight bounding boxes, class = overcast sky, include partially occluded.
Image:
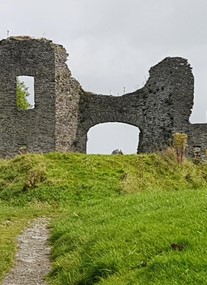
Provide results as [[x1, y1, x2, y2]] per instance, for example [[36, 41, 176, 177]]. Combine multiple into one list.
[[1, 0, 207, 154]]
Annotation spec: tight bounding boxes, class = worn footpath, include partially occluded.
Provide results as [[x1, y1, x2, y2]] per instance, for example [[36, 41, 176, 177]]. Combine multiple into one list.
[[2, 217, 51, 285]]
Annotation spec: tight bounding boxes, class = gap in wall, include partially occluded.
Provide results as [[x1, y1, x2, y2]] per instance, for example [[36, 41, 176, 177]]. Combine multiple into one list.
[[87, 122, 139, 154]]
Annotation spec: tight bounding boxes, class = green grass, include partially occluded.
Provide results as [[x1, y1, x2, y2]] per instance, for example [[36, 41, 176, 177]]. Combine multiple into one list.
[[49, 190, 207, 284], [1, 152, 207, 284]]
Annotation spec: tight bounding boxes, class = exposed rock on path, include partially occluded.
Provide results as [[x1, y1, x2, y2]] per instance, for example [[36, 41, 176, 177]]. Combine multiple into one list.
[[2, 217, 51, 285]]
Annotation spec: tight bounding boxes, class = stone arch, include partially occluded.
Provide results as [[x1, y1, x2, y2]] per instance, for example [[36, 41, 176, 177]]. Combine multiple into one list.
[[75, 57, 194, 154], [87, 122, 141, 154]]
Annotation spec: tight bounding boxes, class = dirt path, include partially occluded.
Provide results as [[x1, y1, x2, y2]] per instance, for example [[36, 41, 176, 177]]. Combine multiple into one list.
[[2, 217, 51, 285]]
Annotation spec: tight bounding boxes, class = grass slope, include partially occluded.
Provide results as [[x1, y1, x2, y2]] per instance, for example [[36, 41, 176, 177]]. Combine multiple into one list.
[[0, 153, 207, 284], [50, 190, 207, 285]]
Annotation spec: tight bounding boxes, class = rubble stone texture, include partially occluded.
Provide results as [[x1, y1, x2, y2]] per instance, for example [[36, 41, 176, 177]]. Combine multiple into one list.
[[0, 36, 205, 157]]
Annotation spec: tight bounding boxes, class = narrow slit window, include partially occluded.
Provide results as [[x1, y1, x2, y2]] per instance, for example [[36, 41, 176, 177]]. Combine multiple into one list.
[[16, 76, 35, 110]]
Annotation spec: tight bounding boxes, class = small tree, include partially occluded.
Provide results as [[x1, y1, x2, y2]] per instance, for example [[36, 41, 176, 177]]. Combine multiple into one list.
[[16, 78, 32, 110], [172, 133, 188, 163]]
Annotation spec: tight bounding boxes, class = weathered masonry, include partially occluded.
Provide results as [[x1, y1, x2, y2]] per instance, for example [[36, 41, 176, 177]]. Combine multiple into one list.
[[0, 36, 205, 157]]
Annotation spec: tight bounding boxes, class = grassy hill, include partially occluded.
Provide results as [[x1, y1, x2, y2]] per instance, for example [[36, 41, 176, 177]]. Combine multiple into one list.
[[1, 152, 207, 284]]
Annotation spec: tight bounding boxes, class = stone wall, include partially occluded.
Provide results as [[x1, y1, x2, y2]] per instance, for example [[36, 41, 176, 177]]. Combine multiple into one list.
[[77, 57, 194, 153], [0, 37, 83, 157], [189, 124, 207, 156], [0, 37, 56, 157], [0, 36, 205, 157]]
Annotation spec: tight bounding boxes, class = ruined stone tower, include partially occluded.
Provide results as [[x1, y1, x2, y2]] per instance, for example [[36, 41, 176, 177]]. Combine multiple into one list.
[[0, 36, 83, 157], [0, 36, 205, 157]]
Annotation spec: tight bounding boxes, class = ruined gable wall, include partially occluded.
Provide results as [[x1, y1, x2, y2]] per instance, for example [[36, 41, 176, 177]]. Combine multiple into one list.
[[142, 57, 194, 152]]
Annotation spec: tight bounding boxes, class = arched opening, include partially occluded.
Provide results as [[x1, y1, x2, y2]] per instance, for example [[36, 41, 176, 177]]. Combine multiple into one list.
[[87, 123, 140, 154]]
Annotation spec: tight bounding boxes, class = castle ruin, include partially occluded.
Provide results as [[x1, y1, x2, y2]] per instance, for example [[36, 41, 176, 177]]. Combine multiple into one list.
[[0, 36, 206, 157]]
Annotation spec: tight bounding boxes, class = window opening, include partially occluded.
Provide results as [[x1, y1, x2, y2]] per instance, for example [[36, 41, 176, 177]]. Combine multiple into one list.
[[16, 76, 35, 110]]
